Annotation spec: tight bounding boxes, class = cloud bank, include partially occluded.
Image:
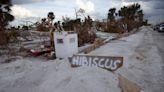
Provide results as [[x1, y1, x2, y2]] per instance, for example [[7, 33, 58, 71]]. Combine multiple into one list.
[[10, 0, 164, 24], [75, 0, 95, 13], [12, 0, 55, 4], [11, 5, 36, 18]]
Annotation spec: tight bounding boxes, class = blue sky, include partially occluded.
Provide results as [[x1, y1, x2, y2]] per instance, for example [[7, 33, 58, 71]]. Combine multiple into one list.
[[10, 0, 164, 25]]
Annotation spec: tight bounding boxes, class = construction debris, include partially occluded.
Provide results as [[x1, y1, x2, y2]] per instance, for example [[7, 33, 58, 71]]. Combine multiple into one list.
[[29, 45, 53, 57]]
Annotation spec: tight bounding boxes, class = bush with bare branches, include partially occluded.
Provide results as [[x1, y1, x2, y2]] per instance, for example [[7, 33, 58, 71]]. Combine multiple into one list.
[[78, 27, 96, 46], [8, 30, 20, 42]]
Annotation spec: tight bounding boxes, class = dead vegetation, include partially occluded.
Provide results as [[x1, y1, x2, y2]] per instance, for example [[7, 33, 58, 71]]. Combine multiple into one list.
[[96, 3, 146, 35], [0, 31, 10, 48], [77, 27, 96, 46], [36, 24, 49, 32], [0, 3, 147, 60], [62, 17, 96, 46]]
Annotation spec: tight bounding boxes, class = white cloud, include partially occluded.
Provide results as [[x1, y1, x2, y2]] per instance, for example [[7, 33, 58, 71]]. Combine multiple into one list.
[[75, 0, 95, 13], [11, 5, 36, 18], [12, 0, 56, 4]]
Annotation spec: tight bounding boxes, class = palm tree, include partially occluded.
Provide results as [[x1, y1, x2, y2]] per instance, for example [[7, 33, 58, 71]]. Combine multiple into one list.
[[137, 10, 144, 23], [108, 8, 116, 22], [41, 18, 46, 23], [119, 3, 142, 21], [118, 3, 143, 31], [83, 15, 93, 29], [47, 12, 55, 48], [129, 3, 141, 20], [0, 0, 14, 31], [47, 12, 55, 27]]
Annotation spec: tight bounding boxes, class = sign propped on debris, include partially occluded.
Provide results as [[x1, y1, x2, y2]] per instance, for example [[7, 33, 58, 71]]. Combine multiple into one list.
[[69, 55, 123, 71]]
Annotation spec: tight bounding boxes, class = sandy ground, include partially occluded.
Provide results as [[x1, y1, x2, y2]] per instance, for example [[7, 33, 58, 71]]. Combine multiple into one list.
[[90, 26, 164, 92], [0, 26, 163, 92]]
